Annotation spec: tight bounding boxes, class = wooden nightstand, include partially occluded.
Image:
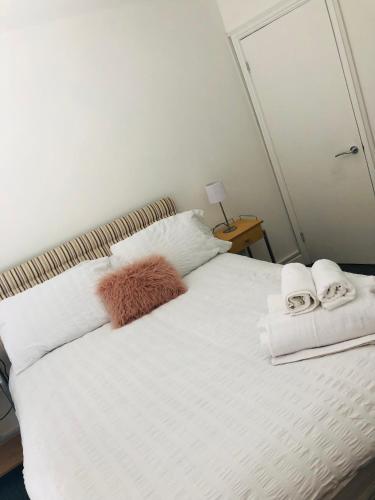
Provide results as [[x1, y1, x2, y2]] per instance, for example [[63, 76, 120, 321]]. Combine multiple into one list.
[[214, 218, 276, 262], [0, 434, 23, 478], [0, 368, 23, 478]]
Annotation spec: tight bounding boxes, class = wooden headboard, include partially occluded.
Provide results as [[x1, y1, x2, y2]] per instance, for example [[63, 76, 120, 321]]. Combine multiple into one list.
[[0, 197, 176, 300]]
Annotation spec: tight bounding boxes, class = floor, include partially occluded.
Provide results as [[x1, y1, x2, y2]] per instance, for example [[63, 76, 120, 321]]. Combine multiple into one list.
[[306, 263, 375, 276], [0, 466, 28, 500], [338, 263, 375, 275], [1, 263, 374, 500]]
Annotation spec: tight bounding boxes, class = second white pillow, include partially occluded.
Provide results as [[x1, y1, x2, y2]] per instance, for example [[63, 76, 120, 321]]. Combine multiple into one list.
[[110, 209, 231, 276]]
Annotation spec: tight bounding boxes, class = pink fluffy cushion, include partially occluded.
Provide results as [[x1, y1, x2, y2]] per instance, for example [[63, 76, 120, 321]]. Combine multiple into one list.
[[97, 255, 187, 328]]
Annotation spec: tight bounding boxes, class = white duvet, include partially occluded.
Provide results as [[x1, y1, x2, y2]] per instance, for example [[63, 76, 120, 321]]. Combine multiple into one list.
[[10, 254, 375, 500]]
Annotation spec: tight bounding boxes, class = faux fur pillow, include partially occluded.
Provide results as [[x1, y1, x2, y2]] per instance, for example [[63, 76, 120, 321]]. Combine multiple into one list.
[[97, 255, 187, 328]]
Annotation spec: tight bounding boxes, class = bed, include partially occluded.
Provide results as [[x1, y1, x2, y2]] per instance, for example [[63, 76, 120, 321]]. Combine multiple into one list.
[[1, 198, 375, 500]]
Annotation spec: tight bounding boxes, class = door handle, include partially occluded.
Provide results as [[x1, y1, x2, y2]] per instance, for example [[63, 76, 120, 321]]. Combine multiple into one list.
[[335, 145, 359, 158]]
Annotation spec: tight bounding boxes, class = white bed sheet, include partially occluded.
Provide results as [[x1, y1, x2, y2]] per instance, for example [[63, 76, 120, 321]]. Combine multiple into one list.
[[10, 254, 375, 500]]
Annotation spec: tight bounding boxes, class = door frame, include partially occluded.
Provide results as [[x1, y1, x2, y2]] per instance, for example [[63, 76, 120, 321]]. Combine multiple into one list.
[[230, 0, 375, 264]]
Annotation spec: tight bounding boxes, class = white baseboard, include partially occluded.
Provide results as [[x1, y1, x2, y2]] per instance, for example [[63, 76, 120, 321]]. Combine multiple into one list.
[[278, 250, 304, 265]]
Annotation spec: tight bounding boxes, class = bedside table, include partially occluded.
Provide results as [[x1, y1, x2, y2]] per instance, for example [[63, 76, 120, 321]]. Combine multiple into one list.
[[214, 218, 276, 262], [0, 434, 23, 477], [0, 363, 22, 478]]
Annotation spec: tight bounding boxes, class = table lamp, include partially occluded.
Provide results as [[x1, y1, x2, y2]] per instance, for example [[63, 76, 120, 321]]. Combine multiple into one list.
[[205, 181, 236, 233]]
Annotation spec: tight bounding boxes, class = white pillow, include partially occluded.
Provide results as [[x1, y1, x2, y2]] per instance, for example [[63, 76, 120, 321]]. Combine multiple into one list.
[[0, 257, 110, 374], [110, 209, 231, 276]]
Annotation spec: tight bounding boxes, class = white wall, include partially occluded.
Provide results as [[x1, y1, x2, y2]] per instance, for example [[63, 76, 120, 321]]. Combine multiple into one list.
[[216, 0, 283, 32], [0, 0, 298, 270]]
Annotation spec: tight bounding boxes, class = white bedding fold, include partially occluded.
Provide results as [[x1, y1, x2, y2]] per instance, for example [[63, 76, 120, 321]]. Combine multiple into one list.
[[312, 259, 356, 310], [281, 263, 319, 315], [269, 334, 375, 365], [261, 276, 375, 364]]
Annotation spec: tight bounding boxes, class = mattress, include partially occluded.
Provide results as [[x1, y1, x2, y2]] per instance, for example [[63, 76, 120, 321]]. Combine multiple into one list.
[[10, 253, 375, 500]]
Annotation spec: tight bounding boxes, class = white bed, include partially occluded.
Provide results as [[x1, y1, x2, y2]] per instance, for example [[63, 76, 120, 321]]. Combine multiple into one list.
[[9, 253, 375, 500]]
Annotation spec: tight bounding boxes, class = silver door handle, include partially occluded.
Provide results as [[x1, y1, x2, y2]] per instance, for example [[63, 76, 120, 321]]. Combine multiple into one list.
[[335, 145, 359, 157]]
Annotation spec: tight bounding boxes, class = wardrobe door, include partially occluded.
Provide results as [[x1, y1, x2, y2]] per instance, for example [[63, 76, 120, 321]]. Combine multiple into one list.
[[241, 0, 375, 263]]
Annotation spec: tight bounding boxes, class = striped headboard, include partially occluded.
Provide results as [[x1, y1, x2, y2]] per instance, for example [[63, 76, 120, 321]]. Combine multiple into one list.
[[0, 197, 176, 301]]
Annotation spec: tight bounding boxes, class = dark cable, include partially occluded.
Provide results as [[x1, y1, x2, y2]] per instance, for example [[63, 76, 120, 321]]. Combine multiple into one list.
[[0, 405, 12, 421], [0, 359, 9, 383], [0, 377, 14, 420]]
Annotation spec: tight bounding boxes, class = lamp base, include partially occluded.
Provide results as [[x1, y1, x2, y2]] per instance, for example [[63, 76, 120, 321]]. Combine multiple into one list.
[[218, 202, 236, 234], [223, 225, 237, 233]]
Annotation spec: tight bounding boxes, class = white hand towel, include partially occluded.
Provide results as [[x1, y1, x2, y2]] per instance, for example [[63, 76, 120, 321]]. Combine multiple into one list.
[[312, 259, 356, 310], [281, 263, 319, 315], [260, 276, 375, 365]]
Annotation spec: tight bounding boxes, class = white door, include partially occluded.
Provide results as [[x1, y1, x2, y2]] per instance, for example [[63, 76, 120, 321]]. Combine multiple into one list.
[[241, 0, 375, 263]]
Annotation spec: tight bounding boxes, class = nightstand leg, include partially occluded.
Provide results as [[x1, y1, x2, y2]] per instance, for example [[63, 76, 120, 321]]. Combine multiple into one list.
[[263, 230, 276, 263], [246, 247, 253, 258]]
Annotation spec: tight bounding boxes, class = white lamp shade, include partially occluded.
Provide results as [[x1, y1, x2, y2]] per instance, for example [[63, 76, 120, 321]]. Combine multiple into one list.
[[205, 181, 226, 204]]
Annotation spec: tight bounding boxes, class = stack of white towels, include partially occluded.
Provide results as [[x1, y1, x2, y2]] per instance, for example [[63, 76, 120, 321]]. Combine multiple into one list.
[[260, 259, 375, 365]]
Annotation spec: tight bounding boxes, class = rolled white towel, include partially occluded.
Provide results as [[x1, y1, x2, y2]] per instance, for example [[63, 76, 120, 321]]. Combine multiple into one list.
[[281, 263, 319, 315], [260, 276, 375, 365], [312, 259, 355, 310]]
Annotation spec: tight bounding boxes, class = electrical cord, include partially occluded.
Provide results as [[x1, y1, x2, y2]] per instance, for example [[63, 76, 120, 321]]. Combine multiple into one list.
[[212, 222, 227, 233], [0, 385, 13, 422], [212, 215, 259, 234], [0, 405, 12, 422], [0, 366, 14, 421], [0, 359, 9, 383]]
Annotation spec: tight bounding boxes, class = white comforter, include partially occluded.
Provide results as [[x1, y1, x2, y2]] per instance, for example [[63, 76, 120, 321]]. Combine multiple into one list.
[[10, 254, 375, 500]]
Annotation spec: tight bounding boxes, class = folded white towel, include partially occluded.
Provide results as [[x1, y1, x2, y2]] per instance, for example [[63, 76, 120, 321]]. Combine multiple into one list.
[[261, 333, 375, 366], [260, 276, 375, 365], [311, 259, 356, 310], [281, 263, 319, 315]]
